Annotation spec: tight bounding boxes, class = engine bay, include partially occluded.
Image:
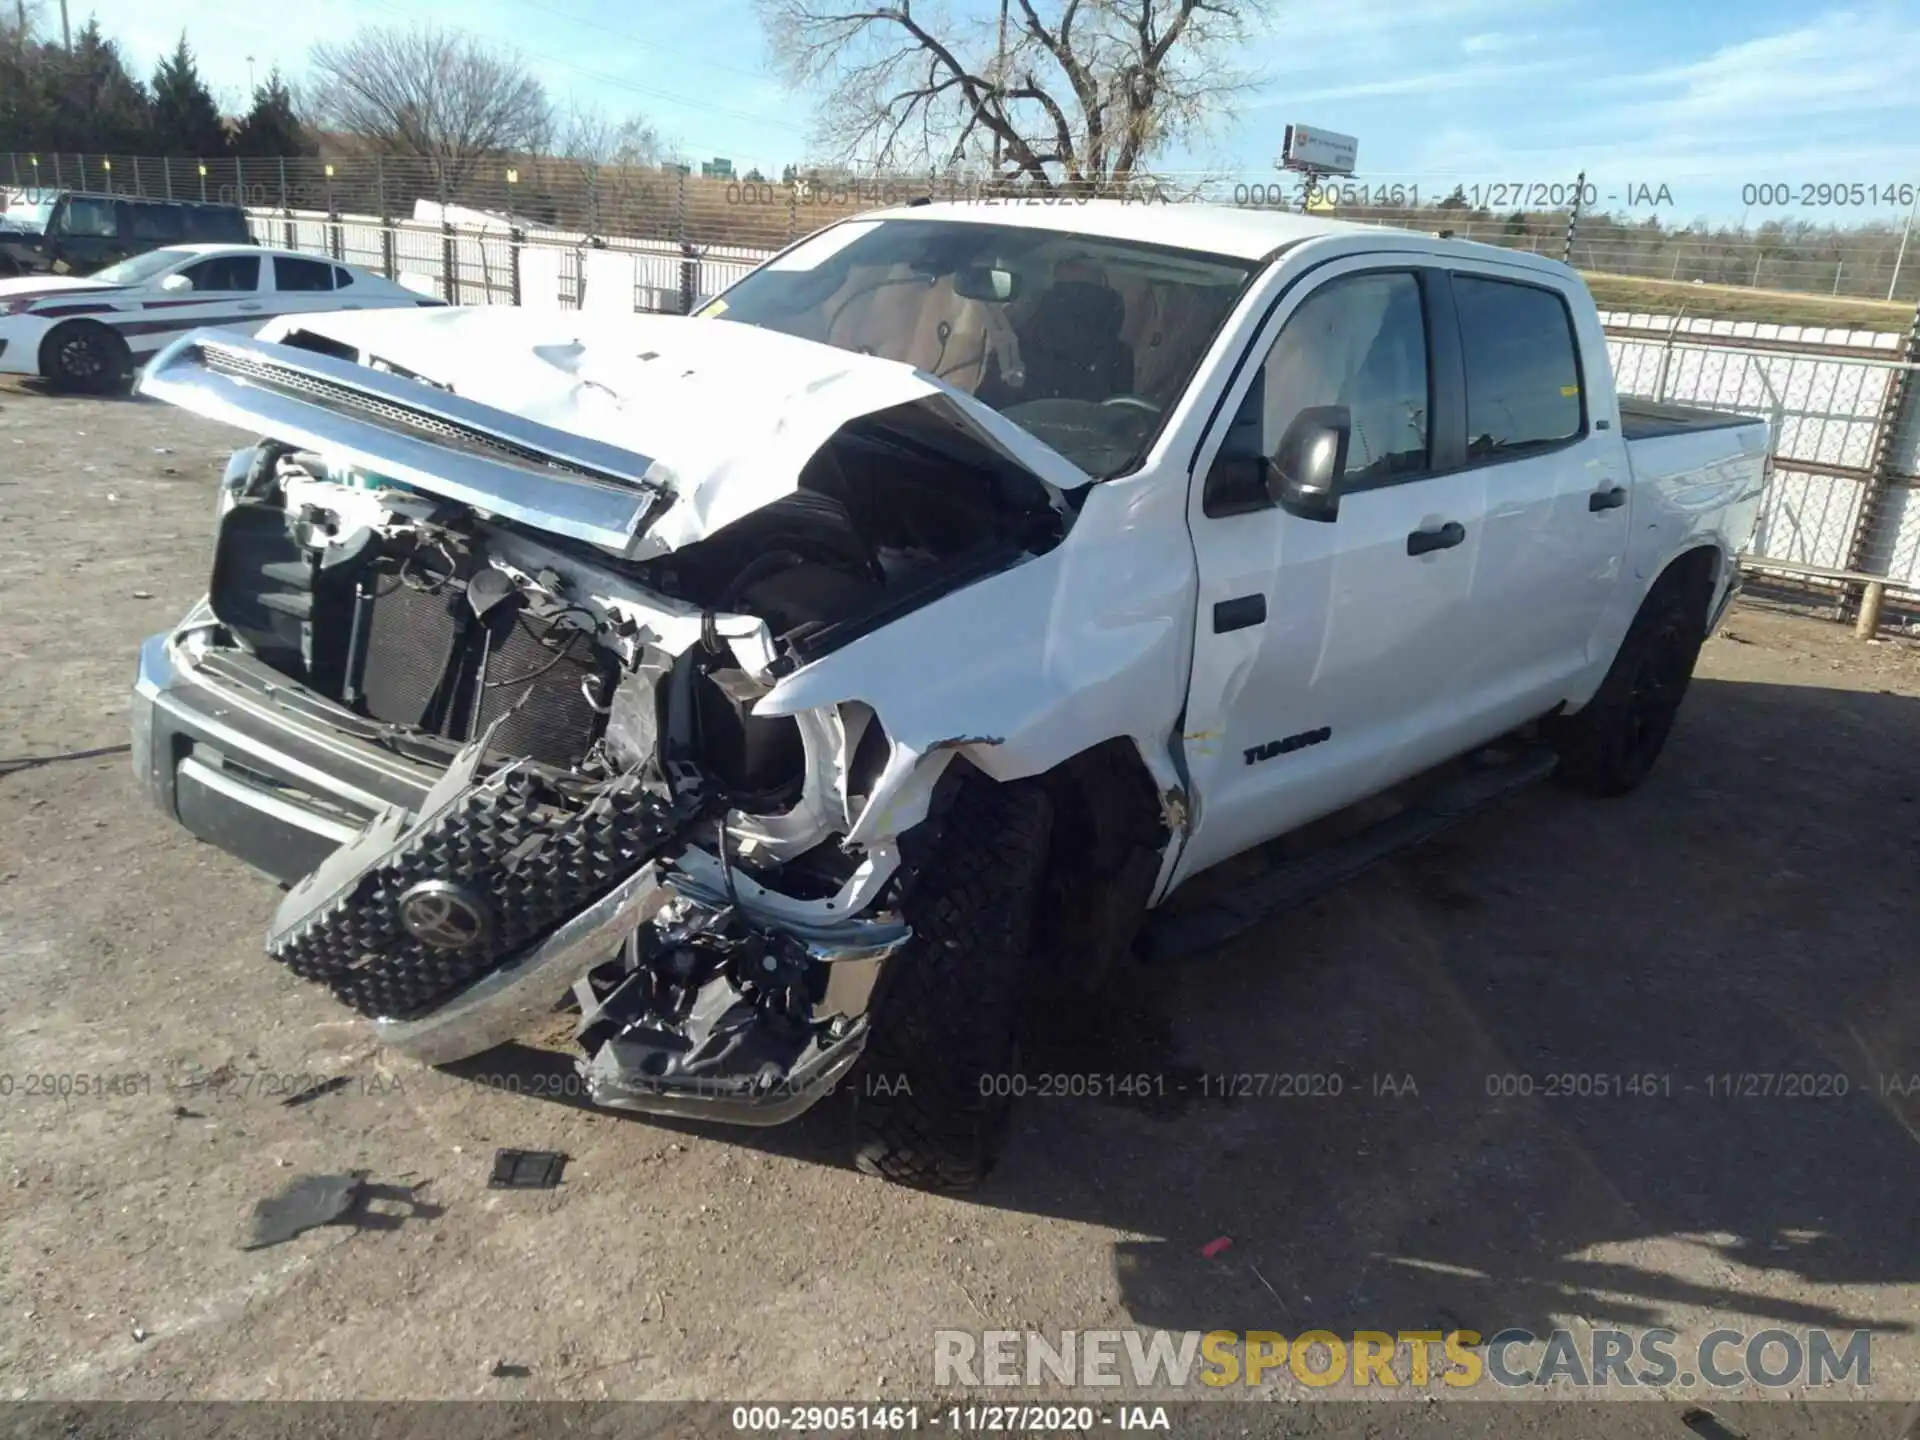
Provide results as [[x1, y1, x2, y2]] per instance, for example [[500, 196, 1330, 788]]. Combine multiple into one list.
[[192, 417, 1064, 1107]]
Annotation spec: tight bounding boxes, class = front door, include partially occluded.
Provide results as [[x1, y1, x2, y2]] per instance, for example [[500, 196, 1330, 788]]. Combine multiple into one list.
[[1173, 260, 1490, 887], [122, 253, 265, 360]]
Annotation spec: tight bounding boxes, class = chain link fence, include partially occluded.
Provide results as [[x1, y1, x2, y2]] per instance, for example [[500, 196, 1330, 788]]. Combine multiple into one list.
[[7, 151, 1920, 306]]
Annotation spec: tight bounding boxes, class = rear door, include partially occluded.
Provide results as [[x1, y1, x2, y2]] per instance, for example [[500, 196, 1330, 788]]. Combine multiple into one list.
[[1173, 259, 1489, 886], [1444, 265, 1629, 730]]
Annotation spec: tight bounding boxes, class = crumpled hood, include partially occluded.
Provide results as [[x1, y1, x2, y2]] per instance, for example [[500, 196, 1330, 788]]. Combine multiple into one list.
[[222, 305, 1090, 553]]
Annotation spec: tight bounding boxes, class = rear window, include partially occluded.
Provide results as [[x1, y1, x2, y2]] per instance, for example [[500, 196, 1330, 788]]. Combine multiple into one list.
[[1453, 275, 1584, 457], [275, 255, 335, 291], [333, 266, 355, 289]]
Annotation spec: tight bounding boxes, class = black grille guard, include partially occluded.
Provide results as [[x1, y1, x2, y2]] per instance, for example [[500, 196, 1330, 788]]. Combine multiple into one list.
[[138, 329, 673, 558]]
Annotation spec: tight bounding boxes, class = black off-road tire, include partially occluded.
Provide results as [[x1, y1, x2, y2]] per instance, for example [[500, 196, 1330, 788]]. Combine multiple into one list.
[[852, 780, 1052, 1191], [41, 320, 131, 395], [1549, 572, 1707, 797]]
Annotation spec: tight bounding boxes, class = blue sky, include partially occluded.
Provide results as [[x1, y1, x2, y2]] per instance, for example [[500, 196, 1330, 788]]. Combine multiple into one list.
[[62, 0, 1920, 223]]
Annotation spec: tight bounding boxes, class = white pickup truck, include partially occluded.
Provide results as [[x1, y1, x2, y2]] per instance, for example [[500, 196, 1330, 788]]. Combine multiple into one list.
[[130, 202, 1768, 1188]]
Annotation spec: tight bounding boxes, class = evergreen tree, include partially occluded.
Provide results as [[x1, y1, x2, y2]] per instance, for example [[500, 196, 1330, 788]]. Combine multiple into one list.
[[231, 70, 315, 156], [150, 34, 227, 156], [37, 20, 151, 153]]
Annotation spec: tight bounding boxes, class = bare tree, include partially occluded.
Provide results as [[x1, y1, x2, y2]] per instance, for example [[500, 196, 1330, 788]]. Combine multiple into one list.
[[552, 102, 667, 234], [556, 103, 663, 170], [756, 0, 1269, 193], [308, 23, 553, 198]]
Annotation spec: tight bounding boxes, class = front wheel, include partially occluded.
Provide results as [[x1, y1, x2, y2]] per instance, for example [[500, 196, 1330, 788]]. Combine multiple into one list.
[[41, 320, 130, 395], [852, 780, 1052, 1191], [1549, 575, 1706, 796]]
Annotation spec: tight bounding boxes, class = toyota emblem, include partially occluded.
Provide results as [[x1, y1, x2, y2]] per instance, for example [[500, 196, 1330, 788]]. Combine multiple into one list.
[[397, 880, 492, 950]]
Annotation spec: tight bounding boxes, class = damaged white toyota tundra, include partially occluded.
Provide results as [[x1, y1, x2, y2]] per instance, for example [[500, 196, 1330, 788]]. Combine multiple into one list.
[[130, 203, 1768, 1187]]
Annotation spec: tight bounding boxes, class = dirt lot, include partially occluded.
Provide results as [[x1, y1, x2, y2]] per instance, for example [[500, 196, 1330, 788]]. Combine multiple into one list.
[[2, 380, 1919, 1420]]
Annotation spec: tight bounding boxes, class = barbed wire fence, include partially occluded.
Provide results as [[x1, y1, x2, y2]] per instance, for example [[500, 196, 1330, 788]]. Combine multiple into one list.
[[6, 151, 1919, 309]]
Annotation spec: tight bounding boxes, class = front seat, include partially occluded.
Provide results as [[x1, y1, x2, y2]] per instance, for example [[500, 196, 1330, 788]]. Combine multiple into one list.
[[1016, 281, 1133, 402]]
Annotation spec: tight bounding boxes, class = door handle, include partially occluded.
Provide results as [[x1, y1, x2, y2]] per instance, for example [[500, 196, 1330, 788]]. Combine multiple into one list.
[[1406, 521, 1466, 556], [1589, 485, 1628, 512], [1213, 594, 1267, 633], [237, 302, 263, 311]]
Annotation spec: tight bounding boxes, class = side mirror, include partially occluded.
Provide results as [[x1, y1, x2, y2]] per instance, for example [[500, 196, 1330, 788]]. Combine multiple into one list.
[[159, 272, 193, 293], [1269, 405, 1350, 522]]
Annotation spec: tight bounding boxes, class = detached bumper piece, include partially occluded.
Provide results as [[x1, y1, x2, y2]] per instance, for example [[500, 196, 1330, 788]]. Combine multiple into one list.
[[571, 894, 883, 1125], [268, 753, 707, 1020]]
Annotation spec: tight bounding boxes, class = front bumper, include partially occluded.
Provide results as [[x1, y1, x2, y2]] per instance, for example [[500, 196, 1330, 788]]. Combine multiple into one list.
[[131, 617, 907, 1118], [132, 616, 441, 886]]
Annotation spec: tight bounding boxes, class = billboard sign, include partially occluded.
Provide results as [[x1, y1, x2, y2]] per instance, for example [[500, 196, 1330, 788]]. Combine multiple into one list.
[[1281, 125, 1358, 176]]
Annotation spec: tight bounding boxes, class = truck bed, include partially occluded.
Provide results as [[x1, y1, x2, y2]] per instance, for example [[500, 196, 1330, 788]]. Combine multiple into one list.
[[1619, 397, 1765, 441]]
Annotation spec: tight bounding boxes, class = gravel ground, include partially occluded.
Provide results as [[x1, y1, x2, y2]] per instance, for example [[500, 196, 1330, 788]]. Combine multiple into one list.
[[2, 379, 1918, 1422]]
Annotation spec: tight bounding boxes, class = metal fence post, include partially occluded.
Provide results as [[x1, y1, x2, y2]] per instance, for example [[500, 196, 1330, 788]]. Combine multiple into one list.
[[1841, 296, 1920, 633], [130, 155, 141, 196], [1562, 169, 1585, 264], [674, 167, 697, 313], [441, 220, 457, 303], [376, 157, 396, 281], [509, 225, 523, 307]]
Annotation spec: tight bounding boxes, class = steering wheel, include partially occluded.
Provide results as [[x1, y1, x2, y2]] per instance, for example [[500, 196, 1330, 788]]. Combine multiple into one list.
[[1100, 395, 1162, 414]]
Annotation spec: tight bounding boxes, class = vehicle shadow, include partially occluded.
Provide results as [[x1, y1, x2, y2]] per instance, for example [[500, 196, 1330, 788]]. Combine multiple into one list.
[[461, 675, 1920, 1342], [979, 674, 1920, 1340]]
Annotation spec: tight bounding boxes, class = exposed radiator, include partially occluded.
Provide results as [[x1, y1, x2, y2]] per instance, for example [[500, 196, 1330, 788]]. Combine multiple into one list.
[[472, 602, 616, 769]]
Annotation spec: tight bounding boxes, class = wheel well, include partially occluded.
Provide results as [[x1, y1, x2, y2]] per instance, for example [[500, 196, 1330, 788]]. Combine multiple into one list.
[[38, 317, 127, 375], [1031, 739, 1171, 989], [1656, 545, 1722, 627]]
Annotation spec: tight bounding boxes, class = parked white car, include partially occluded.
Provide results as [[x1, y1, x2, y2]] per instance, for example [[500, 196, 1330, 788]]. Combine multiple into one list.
[[130, 203, 1769, 1189], [0, 244, 436, 393]]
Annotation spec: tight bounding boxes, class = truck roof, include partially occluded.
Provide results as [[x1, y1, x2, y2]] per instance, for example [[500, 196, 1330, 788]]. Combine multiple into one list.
[[862, 198, 1577, 280]]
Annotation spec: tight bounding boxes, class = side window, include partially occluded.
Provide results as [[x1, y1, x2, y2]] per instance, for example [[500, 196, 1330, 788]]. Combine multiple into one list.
[[333, 266, 355, 289], [1452, 275, 1583, 457], [1220, 271, 1430, 488], [275, 255, 335, 292], [128, 203, 181, 242], [57, 197, 117, 238], [180, 255, 260, 292], [182, 206, 248, 242]]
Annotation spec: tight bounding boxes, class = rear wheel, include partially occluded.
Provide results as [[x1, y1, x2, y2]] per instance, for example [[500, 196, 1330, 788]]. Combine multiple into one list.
[[852, 779, 1052, 1191], [1549, 575, 1706, 796], [41, 320, 130, 395]]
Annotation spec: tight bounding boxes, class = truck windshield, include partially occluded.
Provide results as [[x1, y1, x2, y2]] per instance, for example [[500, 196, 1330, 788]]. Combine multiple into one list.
[[1, 194, 53, 235], [710, 218, 1256, 477]]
